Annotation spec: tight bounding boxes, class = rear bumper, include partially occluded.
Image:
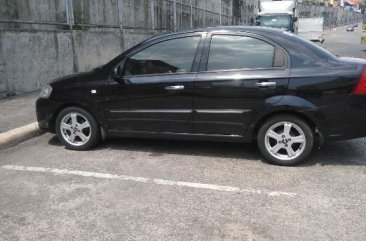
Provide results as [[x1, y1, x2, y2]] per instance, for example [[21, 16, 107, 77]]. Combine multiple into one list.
[[320, 95, 366, 141]]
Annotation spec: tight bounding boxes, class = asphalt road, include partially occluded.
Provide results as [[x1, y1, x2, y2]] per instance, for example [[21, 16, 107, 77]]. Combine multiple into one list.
[[1, 27, 366, 241], [322, 25, 366, 58]]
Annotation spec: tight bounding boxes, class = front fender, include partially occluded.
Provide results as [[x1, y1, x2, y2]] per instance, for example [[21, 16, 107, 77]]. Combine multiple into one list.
[[50, 89, 107, 130]]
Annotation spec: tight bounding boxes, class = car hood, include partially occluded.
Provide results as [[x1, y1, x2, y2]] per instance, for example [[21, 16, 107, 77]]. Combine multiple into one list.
[[50, 67, 103, 89], [51, 72, 89, 85]]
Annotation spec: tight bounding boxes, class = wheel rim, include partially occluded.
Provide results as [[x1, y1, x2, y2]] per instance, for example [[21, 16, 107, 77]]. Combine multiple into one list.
[[264, 121, 306, 161], [60, 112, 91, 146]]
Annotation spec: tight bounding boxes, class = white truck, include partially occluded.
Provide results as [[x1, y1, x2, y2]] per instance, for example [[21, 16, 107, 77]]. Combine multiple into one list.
[[297, 17, 325, 43], [256, 0, 325, 43]]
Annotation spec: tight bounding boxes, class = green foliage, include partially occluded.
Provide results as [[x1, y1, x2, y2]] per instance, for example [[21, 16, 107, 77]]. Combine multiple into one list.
[[58, 7, 85, 30], [73, 7, 85, 25], [0, 8, 11, 19]]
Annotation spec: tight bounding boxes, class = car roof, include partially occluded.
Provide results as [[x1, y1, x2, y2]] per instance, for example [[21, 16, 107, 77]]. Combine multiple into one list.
[[107, 26, 337, 69], [147, 26, 285, 41], [145, 26, 336, 62]]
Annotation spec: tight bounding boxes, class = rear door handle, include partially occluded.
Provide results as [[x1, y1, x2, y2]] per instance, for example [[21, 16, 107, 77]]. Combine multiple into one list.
[[165, 85, 185, 91], [255, 82, 277, 88]]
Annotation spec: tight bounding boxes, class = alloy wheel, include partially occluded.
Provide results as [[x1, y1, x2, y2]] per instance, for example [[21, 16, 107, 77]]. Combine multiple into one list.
[[264, 121, 306, 161], [60, 112, 91, 146]]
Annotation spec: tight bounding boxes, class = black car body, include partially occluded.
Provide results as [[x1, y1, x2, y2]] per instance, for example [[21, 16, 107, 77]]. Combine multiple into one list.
[[36, 26, 366, 165]]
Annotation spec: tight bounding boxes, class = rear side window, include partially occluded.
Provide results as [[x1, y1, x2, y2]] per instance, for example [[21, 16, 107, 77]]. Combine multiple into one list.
[[207, 35, 275, 71], [287, 32, 336, 61], [123, 36, 201, 76]]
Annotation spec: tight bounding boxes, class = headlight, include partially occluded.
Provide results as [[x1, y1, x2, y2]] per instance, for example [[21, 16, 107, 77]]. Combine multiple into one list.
[[39, 85, 53, 99]]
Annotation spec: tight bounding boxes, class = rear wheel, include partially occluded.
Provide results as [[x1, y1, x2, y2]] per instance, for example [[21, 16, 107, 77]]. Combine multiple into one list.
[[257, 115, 314, 166], [56, 107, 100, 150]]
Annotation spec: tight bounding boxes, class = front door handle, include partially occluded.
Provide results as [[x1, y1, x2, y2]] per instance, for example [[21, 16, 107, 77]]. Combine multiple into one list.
[[165, 85, 185, 91], [255, 82, 277, 88]]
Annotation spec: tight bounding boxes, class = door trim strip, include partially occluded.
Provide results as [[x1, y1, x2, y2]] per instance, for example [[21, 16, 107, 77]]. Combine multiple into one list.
[[195, 109, 251, 114], [109, 109, 251, 114], [109, 109, 192, 113]]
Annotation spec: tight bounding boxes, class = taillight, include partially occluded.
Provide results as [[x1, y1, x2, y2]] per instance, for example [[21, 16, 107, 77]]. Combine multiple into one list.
[[353, 66, 366, 95]]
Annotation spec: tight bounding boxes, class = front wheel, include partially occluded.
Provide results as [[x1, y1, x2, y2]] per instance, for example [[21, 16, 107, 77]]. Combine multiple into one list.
[[257, 115, 314, 166], [55, 107, 100, 150]]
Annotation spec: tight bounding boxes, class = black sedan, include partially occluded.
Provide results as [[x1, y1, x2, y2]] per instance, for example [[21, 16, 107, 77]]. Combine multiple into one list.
[[36, 26, 366, 166]]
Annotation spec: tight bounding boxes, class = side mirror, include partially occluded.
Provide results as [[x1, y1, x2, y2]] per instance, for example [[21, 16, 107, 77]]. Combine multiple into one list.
[[256, 19, 260, 26], [293, 17, 298, 22], [111, 62, 125, 84]]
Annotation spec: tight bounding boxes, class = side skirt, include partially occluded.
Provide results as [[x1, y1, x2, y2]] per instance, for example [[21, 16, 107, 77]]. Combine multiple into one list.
[[108, 130, 250, 143]]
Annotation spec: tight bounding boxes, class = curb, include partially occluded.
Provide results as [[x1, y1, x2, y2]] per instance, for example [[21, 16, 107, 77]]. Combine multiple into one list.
[[0, 122, 44, 150]]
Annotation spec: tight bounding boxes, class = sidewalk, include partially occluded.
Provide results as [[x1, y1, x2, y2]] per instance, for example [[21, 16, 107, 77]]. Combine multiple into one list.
[[0, 92, 38, 134]]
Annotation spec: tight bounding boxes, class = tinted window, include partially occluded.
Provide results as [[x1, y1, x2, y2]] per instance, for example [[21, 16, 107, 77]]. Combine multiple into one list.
[[207, 35, 275, 71], [123, 36, 201, 76]]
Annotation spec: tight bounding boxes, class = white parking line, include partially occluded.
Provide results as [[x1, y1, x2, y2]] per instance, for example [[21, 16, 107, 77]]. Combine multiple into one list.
[[2, 165, 297, 198]]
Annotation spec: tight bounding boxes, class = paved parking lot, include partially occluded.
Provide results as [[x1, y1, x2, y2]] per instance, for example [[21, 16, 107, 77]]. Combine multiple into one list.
[[1, 27, 366, 241], [1, 134, 366, 240]]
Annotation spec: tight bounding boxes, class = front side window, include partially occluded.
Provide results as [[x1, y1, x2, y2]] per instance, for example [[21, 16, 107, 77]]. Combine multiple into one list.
[[123, 36, 201, 76], [207, 35, 275, 71]]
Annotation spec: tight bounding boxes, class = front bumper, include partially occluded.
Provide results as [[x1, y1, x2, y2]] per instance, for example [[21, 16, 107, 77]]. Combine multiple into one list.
[[36, 97, 58, 133]]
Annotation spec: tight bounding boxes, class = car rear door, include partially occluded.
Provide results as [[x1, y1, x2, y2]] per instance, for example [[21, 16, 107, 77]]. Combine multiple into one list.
[[103, 33, 205, 134], [193, 32, 290, 137]]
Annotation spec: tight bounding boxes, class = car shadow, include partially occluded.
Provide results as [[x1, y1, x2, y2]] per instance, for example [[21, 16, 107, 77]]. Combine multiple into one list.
[[97, 137, 262, 161], [48, 135, 366, 166], [48, 135, 63, 146], [48, 135, 261, 161], [305, 139, 366, 166]]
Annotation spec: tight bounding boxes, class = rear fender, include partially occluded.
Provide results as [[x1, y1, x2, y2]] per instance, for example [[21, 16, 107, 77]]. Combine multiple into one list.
[[247, 95, 329, 140]]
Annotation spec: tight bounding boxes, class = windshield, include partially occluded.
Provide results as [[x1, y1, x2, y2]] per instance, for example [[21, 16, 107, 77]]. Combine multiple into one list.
[[258, 15, 292, 31]]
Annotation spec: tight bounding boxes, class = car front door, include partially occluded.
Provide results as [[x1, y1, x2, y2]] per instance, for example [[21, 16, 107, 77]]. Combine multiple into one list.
[[103, 34, 204, 134], [193, 33, 290, 137]]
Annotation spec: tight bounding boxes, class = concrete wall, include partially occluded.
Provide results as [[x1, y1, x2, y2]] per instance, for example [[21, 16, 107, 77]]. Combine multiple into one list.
[[0, 28, 155, 96]]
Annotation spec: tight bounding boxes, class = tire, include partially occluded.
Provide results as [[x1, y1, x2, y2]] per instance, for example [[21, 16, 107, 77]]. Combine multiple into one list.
[[55, 107, 100, 150], [257, 115, 314, 166]]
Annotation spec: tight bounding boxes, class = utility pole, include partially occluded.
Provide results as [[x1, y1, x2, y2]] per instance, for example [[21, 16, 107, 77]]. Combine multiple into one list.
[[150, 0, 155, 30], [220, 0, 222, 25], [173, 0, 177, 31], [117, 0, 124, 31], [65, 0, 74, 29], [190, 0, 193, 28]]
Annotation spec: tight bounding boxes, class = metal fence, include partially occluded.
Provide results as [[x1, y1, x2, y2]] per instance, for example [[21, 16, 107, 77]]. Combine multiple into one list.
[[298, 3, 363, 29], [0, 0, 68, 28], [152, 0, 243, 30], [0, 0, 362, 31], [0, 0, 245, 31]]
